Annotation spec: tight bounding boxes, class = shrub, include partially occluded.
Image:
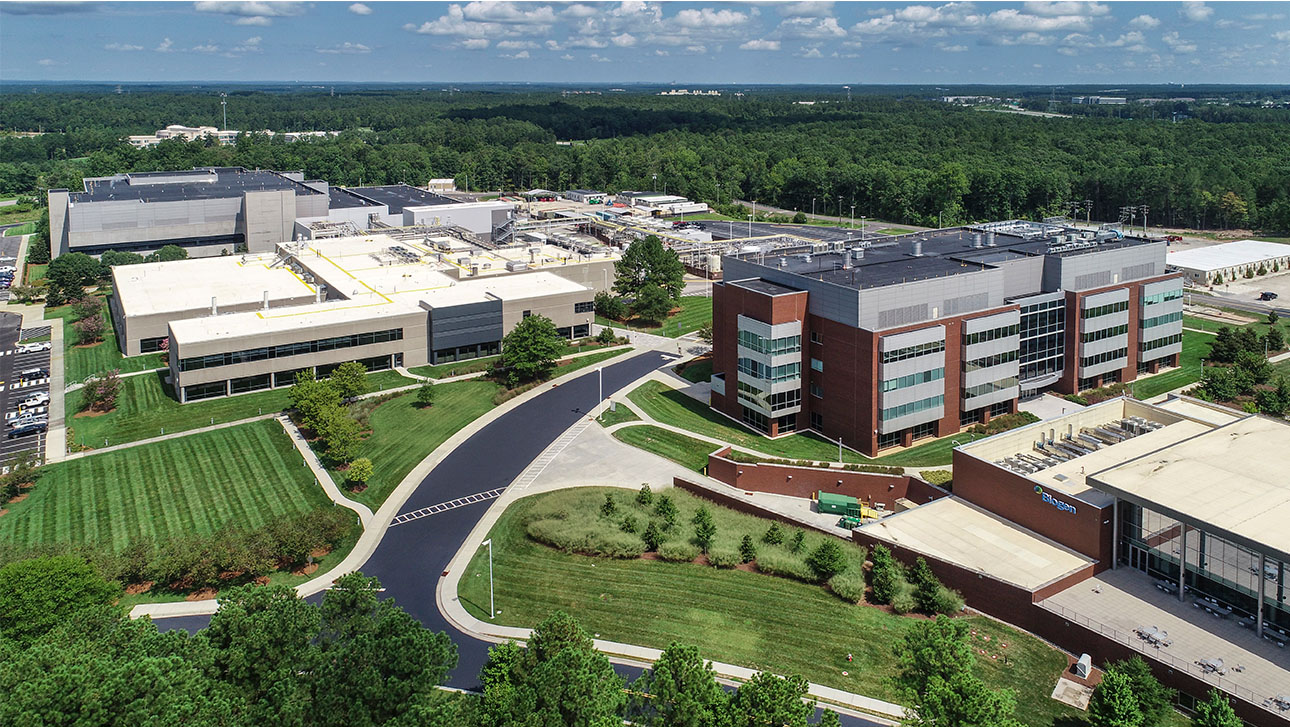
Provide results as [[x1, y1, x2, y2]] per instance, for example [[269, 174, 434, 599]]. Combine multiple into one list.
[[345, 458, 373, 489], [806, 539, 849, 580], [657, 541, 700, 563], [828, 569, 867, 604], [789, 529, 806, 554], [754, 550, 819, 583], [526, 519, 645, 559], [739, 534, 757, 563], [620, 515, 638, 534], [890, 581, 917, 615], [600, 493, 617, 517], [911, 557, 944, 613], [596, 327, 617, 345], [416, 382, 436, 408], [642, 521, 664, 551], [1064, 394, 1089, 406], [920, 470, 952, 487], [870, 544, 903, 604], [636, 484, 654, 506], [763, 522, 785, 545], [931, 586, 965, 614], [654, 494, 678, 528], [707, 547, 740, 569]]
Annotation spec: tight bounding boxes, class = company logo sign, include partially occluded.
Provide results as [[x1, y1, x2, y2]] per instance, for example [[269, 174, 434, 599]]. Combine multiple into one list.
[[1034, 486, 1078, 515]]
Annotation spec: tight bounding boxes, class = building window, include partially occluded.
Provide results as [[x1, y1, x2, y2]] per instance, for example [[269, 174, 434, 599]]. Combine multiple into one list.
[[989, 400, 1012, 417], [880, 394, 943, 421], [964, 350, 1018, 371], [1142, 288, 1183, 306], [573, 323, 590, 339], [574, 301, 594, 314], [776, 414, 797, 434], [809, 381, 822, 398], [1141, 311, 1182, 329], [877, 430, 903, 449], [274, 368, 311, 387], [229, 373, 271, 395], [1081, 324, 1128, 343], [810, 358, 823, 372], [736, 380, 801, 412], [741, 406, 769, 433], [522, 310, 532, 318], [737, 329, 802, 356], [810, 411, 823, 429], [140, 336, 167, 353], [1078, 376, 1100, 391], [881, 367, 944, 393], [178, 328, 404, 372], [962, 323, 1019, 346], [911, 421, 936, 441], [963, 378, 1019, 400], [737, 357, 801, 383], [960, 408, 981, 426], [1081, 300, 1129, 319], [881, 339, 945, 364], [810, 331, 823, 345], [1140, 333, 1183, 352], [183, 381, 227, 401], [1080, 348, 1128, 368], [1019, 300, 1065, 381]]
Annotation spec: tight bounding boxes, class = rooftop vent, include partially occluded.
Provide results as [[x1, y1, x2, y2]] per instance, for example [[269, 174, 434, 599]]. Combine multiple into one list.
[[912, 240, 924, 257]]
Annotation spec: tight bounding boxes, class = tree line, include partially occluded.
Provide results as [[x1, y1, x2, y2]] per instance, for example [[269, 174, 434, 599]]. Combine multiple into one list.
[[4, 91, 1290, 232]]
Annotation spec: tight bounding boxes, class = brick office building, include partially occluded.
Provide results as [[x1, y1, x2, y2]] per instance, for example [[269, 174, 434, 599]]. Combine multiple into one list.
[[709, 221, 1183, 457]]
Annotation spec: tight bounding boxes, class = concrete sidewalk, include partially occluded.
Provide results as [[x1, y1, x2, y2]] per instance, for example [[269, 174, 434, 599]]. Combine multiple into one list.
[[276, 415, 373, 527]]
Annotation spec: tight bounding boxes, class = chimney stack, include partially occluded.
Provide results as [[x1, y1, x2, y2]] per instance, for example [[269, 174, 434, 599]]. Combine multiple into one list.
[[211, 297, 218, 315], [262, 291, 269, 310]]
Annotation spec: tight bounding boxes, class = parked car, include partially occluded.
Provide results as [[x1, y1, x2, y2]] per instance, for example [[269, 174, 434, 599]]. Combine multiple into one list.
[[8, 414, 46, 430], [16, 341, 51, 353], [18, 367, 48, 380], [1260, 291, 1279, 301], [0, 265, 16, 273], [8, 421, 47, 439], [20, 392, 49, 408]]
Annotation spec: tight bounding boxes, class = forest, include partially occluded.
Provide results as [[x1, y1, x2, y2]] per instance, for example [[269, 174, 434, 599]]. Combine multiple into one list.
[[2, 87, 1289, 232]]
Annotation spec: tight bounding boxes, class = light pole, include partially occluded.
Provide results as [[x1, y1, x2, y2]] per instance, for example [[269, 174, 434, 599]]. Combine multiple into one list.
[[836, 196, 841, 224], [748, 214, 753, 237], [482, 538, 495, 619], [220, 92, 227, 130], [861, 216, 866, 240], [652, 173, 657, 192], [597, 367, 603, 420], [851, 205, 855, 230], [812, 197, 816, 219]]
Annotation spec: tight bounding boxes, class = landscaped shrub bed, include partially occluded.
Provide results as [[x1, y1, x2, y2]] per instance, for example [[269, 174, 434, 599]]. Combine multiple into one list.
[[722, 449, 903, 474]]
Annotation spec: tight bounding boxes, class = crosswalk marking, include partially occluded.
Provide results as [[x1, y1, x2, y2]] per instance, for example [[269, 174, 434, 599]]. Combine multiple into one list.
[[509, 418, 591, 493], [390, 487, 507, 526]]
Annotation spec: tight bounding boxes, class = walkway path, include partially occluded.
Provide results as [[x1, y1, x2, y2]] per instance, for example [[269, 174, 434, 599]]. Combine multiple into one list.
[[64, 366, 165, 393], [63, 413, 280, 460], [276, 415, 373, 527]]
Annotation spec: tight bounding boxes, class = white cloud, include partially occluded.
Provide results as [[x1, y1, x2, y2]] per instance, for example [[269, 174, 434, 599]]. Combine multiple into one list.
[[565, 36, 608, 48], [1022, 2, 1109, 17], [987, 9, 1091, 32], [501, 50, 530, 59], [460, 2, 556, 25], [105, 42, 144, 51], [777, 1, 834, 18], [156, 37, 174, 52], [740, 38, 780, 51], [234, 16, 271, 26], [1162, 31, 1197, 53], [560, 4, 598, 19], [191, 44, 220, 53], [229, 36, 262, 53], [685, 44, 706, 54], [654, 49, 668, 56], [349, 3, 371, 15], [777, 16, 846, 39], [1180, 2, 1213, 22], [193, 1, 305, 25], [1275, 30, 1290, 42], [496, 40, 536, 50], [795, 46, 824, 58], [37, 58, 57, 66], [404, 3, 552, 38], [1128, 14, 1160, 29], [674, 8, 749, 29], [560, 53, 574, 60], [611, 32, 637, 47], [316, 42, 371, 54], [460, 38, 489, 49], [588, 53, 611, 62], [993, 32, 1054, 46], [939, 43, 968, 52]]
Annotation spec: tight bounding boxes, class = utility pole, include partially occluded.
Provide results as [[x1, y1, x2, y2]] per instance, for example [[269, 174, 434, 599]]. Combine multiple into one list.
[[220, 92, 227, 130], [482, 538, 495, 619]]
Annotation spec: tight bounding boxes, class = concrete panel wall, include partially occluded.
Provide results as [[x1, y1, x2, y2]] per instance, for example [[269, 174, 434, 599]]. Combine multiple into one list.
[[48, 190, 71, 258], [241, 190, 296, 253], [500, 289, 594, 334]]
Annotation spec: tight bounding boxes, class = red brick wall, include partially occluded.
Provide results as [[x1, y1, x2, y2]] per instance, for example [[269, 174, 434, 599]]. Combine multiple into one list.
[[705, 448, 949, 509], [709, 281, 808, 434], [951, 451, 1114, 568]]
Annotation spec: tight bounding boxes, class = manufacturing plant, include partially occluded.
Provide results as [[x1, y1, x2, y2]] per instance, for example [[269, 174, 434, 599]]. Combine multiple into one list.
[[126, 124, 340, 148], [110, 231, 615, 403], [853, 395, 1290, 723], [709, 220, 1184, 455], [1166, 239, 1290, 286]]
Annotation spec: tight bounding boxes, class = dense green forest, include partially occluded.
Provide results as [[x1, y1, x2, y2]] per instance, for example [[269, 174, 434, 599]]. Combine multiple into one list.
[[3, 88, 1289, 231]]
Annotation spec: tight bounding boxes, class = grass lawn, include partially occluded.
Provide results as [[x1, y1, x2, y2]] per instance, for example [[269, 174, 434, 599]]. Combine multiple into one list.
[[3, 221, 35, 236], [45, 297, 164, 383], [66, 368, 418, 449], [1129, 330, 1212, 400], [406, 339, 622, 379], [675, 357, 713, 383], [332, 379, 504, 508], [597, 403, 639, 427], [0, 206, 40, 225], [612, 425, 714, 471], [24, 263, 47, 283], [596, 295, 712, 338], [0, 420, 326, 550], [457, 487, 1088, 727]]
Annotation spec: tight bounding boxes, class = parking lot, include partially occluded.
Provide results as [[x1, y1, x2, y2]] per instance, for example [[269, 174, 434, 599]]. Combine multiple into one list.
[[0, 316, 51, 468], [0, 233, 22, 301]]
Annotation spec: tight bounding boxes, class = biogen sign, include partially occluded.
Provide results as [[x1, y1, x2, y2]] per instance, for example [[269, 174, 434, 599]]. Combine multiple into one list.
[[1034, 486, 1077, 515]]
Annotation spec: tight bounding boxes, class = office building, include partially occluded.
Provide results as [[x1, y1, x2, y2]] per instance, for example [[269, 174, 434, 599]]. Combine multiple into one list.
[[709, 221, 1184, 455]]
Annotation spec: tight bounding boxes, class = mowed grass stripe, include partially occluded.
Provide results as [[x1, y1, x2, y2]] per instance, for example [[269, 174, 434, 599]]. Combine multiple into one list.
[[0, 421, 326, 550]]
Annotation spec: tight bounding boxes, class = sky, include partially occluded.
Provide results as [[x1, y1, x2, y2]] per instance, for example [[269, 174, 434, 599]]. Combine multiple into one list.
[[2, 1, 1288, 85]]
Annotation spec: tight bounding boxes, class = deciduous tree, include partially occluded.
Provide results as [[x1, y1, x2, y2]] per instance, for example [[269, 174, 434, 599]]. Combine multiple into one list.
[[495, 313, 564, 387], [1087, 669, 1144, 727], [632, 283, 673, 325], [0, 556, 120, 645], [328, 361, 369, 401], [614, 235, 685, 301]]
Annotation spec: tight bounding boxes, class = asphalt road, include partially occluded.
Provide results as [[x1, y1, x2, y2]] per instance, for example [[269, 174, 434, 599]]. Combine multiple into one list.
[[152, 350, 884, 725]]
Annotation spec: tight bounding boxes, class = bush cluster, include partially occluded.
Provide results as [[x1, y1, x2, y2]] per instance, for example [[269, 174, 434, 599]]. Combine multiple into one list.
[[868, 545, 962, 615], [920, 470, 953, 487], [966, 411, 1040, 436], [0, 508, 356, 592]]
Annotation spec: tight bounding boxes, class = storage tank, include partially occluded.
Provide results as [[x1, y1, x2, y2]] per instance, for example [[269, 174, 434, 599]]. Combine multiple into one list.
[[706, 254, 723, 274]]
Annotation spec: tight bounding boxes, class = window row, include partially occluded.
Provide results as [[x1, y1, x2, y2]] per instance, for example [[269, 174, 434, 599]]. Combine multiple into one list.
[[881, 338, 945, 364], [178, 328, 404, 372], [1081, 300, 1129, 319], [736, 380, 801, 412], [1142, 288, 1183, 306], [573, 301, 594, 314], [1141, 311, 1183, 329], [965, 350, 1018, 371], [1021, 298, 1064, 315], [737, 329, 802, 356], [881, 394, 943, 422], [963, 377, 1019, 400], [962, 323, 1019, 346], [1081, 324, 1128, 343], [1020, 308, 1065, 337], [736, 357, 801, 383], [880, 367, 944, 393], [1080, 347, 1128, 368], [1141, 333, 1183, 352]]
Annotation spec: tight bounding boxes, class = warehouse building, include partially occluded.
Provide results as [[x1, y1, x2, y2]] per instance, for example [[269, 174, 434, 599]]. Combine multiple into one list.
[[107, 233, 616, 402], [709, 221, 1184, 455], [1166, 239, 1290, 285]]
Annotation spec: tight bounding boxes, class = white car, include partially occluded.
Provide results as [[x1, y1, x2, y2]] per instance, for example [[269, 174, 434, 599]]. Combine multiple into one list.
[[0, 266, 15, 273], [20, 392, 49, 408], [16, 341, 51, 354]]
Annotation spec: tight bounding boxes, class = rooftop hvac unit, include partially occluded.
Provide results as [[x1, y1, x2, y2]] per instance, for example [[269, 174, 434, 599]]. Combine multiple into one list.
[[986, 232, 996, 247], [912, 240, 924, 257], [506, 261, 528, 272], [973, 233, 983, 248]]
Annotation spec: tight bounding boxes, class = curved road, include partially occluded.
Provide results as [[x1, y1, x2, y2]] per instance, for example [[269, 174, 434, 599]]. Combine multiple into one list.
[[156, 351, 883, 725]]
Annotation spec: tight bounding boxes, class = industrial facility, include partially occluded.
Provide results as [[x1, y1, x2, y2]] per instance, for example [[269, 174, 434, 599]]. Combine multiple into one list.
[[708, 220, 1184, 454], [1166, 239, 1290, 285]]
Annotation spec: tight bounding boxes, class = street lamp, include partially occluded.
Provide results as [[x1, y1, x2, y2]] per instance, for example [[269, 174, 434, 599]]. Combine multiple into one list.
[[861, 216, 866, 240], [597, 367, 604, 420], [482, 538, 495, 619], [748, 214, 753, 238], [851, 205, 856, 230], [812, 197, 817, 219]]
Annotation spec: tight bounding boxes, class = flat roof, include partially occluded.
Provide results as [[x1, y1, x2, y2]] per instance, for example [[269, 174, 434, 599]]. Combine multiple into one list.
[[74, 167, 320, 204], [347, 184, 460, 214], [113, 255, 316, 317], [1090, 416, 1290, 564], [328, 186, 380, 209], [858, 497, 1093, 591], [169, 297, 421, 342], [729, 278, 801, 296], [1165, 239, 1290, 272]]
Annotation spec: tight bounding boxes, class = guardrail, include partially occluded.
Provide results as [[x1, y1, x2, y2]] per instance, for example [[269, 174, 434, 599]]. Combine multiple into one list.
[[1039, 601, 1288, 719]]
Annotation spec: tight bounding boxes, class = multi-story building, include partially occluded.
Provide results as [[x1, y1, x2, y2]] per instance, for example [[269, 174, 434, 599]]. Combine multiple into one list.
[[709, 221, 1184, 456]]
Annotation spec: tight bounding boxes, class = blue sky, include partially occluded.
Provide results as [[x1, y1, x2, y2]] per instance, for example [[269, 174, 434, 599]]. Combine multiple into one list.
[[2, 1, 1288, 84]]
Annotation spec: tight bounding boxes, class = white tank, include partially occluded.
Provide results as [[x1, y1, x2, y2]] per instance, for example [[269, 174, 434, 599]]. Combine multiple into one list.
[[706, 254, 723, 273]]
